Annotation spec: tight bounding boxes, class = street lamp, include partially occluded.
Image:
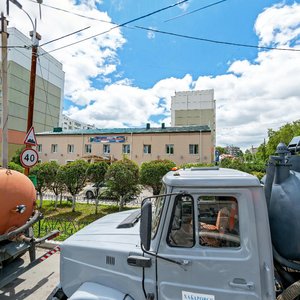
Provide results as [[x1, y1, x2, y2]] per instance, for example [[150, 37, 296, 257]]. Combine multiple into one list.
[[9, 0, 41, 175]]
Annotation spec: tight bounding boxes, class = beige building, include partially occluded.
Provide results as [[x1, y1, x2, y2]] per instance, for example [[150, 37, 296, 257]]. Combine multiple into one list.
[[0, 28, 65, 160], [36, 125, 212, 166]]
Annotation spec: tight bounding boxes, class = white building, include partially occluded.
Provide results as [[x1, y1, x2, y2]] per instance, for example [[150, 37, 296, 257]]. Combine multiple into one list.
[[171, 89, 216, 156], [60, 114, 95, 131], [0, 27, 65, 159]]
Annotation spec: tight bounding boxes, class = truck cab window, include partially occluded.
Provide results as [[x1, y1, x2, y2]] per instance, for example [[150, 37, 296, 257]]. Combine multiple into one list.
[[151, 185, 167, 239], [167, 195, 194, 248], [198, 196, 240, 248]]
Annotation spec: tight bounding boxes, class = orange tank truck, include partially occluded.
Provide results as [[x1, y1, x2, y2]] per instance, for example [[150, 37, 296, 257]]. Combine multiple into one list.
[[0, 168, 59, 276], [0, 169, 36, 235]]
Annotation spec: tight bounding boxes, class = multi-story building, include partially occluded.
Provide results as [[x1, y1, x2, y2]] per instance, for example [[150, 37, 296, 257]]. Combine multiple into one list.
[[36, 124, 212, 166], [60, 114, 95, 131], [0, 27, 65, 160], [171, 89, 216, 157], [225, 145, 242, 157]]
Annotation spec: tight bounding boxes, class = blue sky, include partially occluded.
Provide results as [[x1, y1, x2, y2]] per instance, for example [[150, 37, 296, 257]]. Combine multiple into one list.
[[4, 0, 300, 150]]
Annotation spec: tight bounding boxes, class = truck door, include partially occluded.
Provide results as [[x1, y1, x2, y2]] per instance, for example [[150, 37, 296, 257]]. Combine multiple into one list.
[[155, 192, 267, 300]]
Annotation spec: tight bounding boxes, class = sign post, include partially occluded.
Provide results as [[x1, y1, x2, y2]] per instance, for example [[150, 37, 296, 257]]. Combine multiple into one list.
[[22, 126, 38, 175], [20, 148, 38, 168]]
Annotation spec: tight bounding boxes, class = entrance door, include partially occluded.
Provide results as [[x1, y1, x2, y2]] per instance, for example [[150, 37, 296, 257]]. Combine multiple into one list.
[[156, 191, 268, 300]]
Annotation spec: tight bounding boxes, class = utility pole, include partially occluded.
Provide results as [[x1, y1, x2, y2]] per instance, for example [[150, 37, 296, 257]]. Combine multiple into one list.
[[24, 26, 41, 176], [1, 13, 9, 168]]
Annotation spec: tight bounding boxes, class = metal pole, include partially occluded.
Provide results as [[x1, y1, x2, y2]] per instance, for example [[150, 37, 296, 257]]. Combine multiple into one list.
[[24, 25, 41, 176], [1, 13, 9, 168]]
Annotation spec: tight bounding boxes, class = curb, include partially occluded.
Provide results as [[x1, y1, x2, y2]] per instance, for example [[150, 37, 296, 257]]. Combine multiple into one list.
[[38, 240, 61, 249]]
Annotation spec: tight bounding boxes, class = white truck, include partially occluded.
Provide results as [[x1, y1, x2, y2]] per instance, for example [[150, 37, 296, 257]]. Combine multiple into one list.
[[53, 139, 300, 300]]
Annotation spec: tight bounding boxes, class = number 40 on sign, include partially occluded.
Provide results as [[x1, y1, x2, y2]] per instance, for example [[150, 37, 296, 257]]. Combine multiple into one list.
[[20, 148, 39, 168]]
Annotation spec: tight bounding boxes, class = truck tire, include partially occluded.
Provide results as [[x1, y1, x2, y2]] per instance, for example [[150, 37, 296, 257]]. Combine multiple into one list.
[[277, 280, 300, 300]]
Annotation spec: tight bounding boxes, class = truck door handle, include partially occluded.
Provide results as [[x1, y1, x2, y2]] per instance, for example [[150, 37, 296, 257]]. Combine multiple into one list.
[[229, 278, 255, 290]]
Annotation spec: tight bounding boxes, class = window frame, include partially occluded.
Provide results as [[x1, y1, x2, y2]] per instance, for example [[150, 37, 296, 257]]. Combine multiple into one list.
[[67, 144, 75, 153], [103, 144, 110, 154], [143, 144, 151, 154], [51, 144, 58, 153], [197, 195, 240, 249], [122, 144, 131, 154], [167, 194, 195, 248], [189, 144, 199, 155], [37, 144, 42, 153], [85, 144, 92, 154], [166, 144, 174, 155]]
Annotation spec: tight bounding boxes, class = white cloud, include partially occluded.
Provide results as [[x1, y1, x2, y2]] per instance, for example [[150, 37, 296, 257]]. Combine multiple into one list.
[[66, 2, 300, 150], [4, 1, 300, 151], [4, 0, 126, 106], [255, 3, 300, 47]]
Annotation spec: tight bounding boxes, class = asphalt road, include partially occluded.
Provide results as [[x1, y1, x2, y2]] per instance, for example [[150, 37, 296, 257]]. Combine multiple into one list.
[[0, 246, 60, 300]]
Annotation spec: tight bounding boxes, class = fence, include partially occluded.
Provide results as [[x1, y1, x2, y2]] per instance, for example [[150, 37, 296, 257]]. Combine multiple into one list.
[[41, 192, 143, 207], [33, 217, 91, 241]]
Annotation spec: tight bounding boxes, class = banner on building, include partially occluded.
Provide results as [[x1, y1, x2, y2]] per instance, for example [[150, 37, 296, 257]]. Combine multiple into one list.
[[89, 136, 126, 143]]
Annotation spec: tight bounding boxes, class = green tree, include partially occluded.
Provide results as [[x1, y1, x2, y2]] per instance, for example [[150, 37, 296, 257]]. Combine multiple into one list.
[[140, 159, 176, 195], [87, 161, 109, 214], [46, 161, 66, 209], [10, 146, 25, 166], [256, 120, 300, 160], [105, 158, 140, 211], [8, 162, 24, 173], [215, 146, 227, 155], [60, 160, 89, 212], [180, 162, 213, 168], [30, 162, 58, 208], [87, 161, 109, 198]]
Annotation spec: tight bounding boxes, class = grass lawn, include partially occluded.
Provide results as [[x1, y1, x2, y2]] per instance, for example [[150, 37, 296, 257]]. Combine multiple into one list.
[[34, 200, 139, 241]]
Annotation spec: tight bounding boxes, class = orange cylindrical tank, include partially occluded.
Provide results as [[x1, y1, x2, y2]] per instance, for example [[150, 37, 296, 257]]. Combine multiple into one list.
[[0, 169, 36, 235]]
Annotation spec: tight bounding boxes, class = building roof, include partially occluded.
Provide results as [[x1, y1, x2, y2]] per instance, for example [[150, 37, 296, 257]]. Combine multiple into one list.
[[36, 125, 211, 136]]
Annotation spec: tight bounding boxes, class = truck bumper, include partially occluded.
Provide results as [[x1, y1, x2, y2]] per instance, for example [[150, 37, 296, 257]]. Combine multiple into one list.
[[69, 282, 134, 300]]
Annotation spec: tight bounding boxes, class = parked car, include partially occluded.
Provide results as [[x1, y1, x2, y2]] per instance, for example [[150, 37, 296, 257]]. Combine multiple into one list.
[[80, 182, 108, 199]]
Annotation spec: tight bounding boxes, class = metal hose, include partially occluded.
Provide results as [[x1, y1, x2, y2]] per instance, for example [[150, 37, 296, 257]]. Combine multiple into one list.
[[277, 280, 300, 300], [0, 210, 41, 242]]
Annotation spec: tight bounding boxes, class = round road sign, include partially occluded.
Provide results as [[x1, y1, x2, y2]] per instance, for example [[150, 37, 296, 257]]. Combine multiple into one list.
[[20, 148, 39, 168]]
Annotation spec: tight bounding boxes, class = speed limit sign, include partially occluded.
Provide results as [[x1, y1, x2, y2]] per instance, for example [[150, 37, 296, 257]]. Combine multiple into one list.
[[20, 148, 39, 168]]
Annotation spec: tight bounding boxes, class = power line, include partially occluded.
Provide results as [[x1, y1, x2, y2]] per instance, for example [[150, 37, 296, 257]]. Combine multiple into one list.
[[0, 45, 30, 49], [39, 0, 189, 55], [28, 0, 117, 25], [40, 26, 91, 47], [134, 26, 300, 52], [164, 0, 228, 22]]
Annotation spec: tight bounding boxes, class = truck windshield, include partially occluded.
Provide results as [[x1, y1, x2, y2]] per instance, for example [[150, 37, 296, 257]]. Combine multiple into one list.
[[151, 185, 166, 239]]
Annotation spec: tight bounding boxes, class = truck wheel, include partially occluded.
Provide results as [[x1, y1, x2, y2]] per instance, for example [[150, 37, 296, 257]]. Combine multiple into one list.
[[86, 191, 94, 199]]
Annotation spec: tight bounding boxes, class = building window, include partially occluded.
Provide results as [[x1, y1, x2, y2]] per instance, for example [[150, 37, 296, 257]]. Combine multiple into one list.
[[67, 144, 74, 153], [51, 144, 58, 153], [144, 144, 151, 154], [103, 144, 110, 154], [123, 144, 130, 154], [189, 144, 199, 154], [85, 144, 92, 153], [37, 144, 42, 153], [166, 144, 174, 155]]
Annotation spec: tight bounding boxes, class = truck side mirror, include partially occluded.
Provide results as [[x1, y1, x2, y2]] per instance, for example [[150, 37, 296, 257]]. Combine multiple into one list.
[[140, 200, 152, 251]]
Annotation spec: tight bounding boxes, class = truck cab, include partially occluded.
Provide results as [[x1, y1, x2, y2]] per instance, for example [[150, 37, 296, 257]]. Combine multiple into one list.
[[56, 167, 275, 300]]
